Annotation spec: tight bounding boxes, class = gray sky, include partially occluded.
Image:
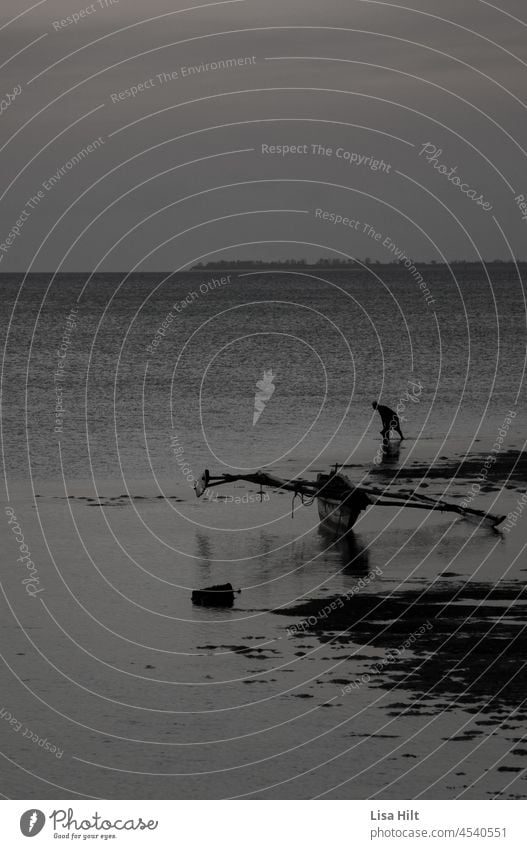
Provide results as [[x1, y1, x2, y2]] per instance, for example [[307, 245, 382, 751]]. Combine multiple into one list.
[[0, 0, 526, 269]]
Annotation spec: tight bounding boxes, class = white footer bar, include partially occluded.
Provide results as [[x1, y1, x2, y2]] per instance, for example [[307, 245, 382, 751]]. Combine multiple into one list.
[[2, 799, 525, 848]]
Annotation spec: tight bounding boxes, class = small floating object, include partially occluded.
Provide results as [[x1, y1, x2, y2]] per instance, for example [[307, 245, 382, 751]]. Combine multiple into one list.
[[191, 582, 240, 607]]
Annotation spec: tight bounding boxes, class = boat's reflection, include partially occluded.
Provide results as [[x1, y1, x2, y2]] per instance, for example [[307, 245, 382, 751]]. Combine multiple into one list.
[[318, 521, 370, 575], [196, 533, 213, 570]]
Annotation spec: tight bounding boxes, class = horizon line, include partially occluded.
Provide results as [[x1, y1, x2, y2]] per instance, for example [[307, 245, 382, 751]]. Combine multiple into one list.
[[1, 259, 526, 274]]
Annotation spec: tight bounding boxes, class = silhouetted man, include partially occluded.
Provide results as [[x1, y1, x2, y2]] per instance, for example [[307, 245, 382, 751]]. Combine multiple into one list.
[[372, 401, 404, 442]]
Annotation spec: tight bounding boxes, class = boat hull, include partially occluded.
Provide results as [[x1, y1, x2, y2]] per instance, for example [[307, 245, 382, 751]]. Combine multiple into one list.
[[315, 472, 371, 534], [317, 496, 357, 534]]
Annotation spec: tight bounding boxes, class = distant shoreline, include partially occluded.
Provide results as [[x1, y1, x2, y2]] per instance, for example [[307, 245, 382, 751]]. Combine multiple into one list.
[[190, 260, 527, 271], [1, 260, 526, 276]]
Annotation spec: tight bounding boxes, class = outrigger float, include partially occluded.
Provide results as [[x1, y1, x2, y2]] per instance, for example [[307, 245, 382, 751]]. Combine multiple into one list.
[[195, 465, 506, 533]]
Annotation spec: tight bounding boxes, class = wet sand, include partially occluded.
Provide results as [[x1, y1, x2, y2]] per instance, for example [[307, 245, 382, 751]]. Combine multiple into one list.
[[2, 444, 526, 799]]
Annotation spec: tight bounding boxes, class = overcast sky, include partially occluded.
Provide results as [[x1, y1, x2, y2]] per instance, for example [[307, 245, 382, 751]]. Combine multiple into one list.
[[0, 0, 526, 269]]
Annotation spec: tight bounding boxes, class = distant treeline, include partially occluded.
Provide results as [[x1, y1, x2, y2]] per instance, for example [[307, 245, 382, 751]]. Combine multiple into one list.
[[192, 258, 525, 269]]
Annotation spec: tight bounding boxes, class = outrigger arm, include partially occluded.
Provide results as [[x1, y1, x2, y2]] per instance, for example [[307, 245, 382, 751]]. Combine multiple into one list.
[[194, 469, 319, 499], [194, 469, 506, 529]]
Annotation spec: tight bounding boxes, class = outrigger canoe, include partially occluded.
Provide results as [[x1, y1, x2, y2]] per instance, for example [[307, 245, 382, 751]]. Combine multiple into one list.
[[194, 465, 506, 533]]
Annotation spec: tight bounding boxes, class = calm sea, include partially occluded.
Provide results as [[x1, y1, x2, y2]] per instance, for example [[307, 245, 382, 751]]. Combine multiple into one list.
[[1, 267, 526, 799]]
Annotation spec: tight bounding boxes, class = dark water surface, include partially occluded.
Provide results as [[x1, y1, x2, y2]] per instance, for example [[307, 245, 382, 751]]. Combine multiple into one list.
[[1, 269, 526, 798]]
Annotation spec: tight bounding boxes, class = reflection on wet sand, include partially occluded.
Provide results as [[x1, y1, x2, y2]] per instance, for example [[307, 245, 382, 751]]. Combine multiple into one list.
[[380, 442, 401, 465], [369, 449, 527, 495], [318, 523, 371, 575], [277, 582, 526, 710]]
